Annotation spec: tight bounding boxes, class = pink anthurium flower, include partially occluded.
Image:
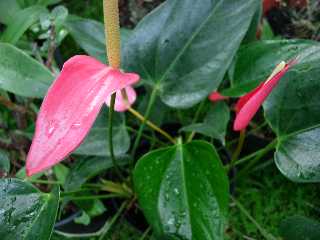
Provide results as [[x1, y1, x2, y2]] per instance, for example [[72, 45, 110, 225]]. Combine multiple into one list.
[[208, 91, 229, 102], [233, 59, 296, 131], [26, 55, 139, 176]]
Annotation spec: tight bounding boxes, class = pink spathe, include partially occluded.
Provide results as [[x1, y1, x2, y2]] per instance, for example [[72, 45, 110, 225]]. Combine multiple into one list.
[[233, 60, 296, 131], [26, 55, 139, 176]]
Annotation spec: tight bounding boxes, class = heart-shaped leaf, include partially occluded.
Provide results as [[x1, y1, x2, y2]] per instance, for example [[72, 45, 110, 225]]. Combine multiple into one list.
[[0, 43, 54, 98], [133, 140, 229, 240], [123, 0, 258, 108], [263, 45, 320, 182], [0, 178, 60, 240]]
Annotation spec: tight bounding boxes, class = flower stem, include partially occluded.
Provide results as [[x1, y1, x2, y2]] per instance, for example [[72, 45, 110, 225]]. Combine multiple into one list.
[[187, 100, 206, 142], [128, 107, 176, 144], [103, 0, 124, 180], [230, 129, 246, 166], [108, 93, 125, 180], [130, 88, 164, 163]]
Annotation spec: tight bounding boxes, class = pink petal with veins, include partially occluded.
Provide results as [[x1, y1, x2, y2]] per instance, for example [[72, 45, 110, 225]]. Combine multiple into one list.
[[105, 86, 137, 112], [208, 92, 229, 102], [26, 55, 139, 176], [233, 60, 295, 131]]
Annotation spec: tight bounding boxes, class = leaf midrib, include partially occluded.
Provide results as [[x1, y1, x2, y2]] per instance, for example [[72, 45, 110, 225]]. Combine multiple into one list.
[[156, 0, 223, 84]]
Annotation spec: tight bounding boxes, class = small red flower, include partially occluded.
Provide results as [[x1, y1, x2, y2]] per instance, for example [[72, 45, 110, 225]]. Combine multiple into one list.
[[233, 59, 296, 131], [26, 55, 139, 176], [208, 92, 229, 102]]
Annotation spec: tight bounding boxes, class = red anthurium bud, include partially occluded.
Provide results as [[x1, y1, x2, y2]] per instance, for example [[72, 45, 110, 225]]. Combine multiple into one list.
[[105, 86, 137, 112], [263, 0, 280, 15], [233, 59, 296, 131], [208, 91, 229, 102], [26, 55, 139, 176]]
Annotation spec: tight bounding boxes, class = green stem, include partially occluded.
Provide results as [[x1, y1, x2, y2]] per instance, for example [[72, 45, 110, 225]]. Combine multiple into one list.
[[231, 196, 277, 240], [130, 88, 158, 160], [139, 227, 151, 240], [108, 93, 125, 180], [235, 140, 277, 179], [230, 130, 246, 166], [98, 201, 127, 240], [61, 193, 123, 201], [187, 100, 206, 142]]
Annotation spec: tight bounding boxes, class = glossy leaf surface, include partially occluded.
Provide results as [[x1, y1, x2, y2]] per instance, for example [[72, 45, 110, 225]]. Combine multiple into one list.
[[64, 15, 132, 62], [0, 178, 59, 240], [279, 215, 320, 240], [123, 0, 258, 108], [0, 43, 54, 98], [263, 45, 320, 182], [134, 140, 229, 240]]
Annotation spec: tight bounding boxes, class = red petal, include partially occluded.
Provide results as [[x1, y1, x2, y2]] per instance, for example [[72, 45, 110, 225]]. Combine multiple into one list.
[[105, 86, 137, 112], [26, 55, 139, 176], [208, 92, 229, 102], [233, 60, 295, 131]]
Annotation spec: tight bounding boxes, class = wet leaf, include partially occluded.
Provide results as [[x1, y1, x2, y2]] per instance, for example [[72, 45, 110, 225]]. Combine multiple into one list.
[[264, 45, 320, 182], [133, 140, 229, 240], [279, 215, 320, 240], [123, 0, 258, 108], [0, 178, 60, 240]]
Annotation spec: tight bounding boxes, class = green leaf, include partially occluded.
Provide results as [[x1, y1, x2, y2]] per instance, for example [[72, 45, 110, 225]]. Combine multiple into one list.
[[1, 6, 47, 44], [17, 0, 61, 7], [133, 140, 229, 240], [263, 45, 320, 182], [0, 0, 21, 24], [64, 156, 129, 191], [279, 215, 320, 240], [75, 110, 130, 157], [222, 39, 317, 97], [53, 164, 70, 185], [74, 212, 90, 226], [123, 0, 258, 108], [180, 102, 230, 144], [0, 150, 10, 173], [63, 15, 132, 62], [16, 167, 43, 180], [242, 0, 262, 44], [0, 43, 53, 98], [0, 178, 60, 240]]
